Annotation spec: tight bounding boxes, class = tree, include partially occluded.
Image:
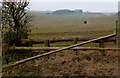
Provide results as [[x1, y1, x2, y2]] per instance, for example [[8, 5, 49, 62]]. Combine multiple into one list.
[[2, 0, 31, 46]]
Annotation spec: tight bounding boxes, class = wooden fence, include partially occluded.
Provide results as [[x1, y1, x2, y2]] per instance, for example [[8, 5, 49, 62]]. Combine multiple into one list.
[[30, 36, 116, 44], [9, 33, 116, 51], [3, 33, 116, 69]]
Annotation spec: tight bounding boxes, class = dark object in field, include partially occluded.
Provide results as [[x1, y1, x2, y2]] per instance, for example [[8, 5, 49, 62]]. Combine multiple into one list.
[[84, 21, 87, 24]]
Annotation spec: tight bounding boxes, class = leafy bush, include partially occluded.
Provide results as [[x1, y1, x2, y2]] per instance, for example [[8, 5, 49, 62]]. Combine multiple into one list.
[[2, 0, 31, 46]]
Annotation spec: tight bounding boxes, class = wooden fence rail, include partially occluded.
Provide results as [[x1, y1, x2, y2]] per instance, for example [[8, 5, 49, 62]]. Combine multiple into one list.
[[3, 34, 115, 69], [9, 46, 120, 51], [31, 36, 116, 44]]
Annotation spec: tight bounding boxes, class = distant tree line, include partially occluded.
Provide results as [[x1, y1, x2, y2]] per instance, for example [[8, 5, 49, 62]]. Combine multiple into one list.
[[52, 9, 83, 14]]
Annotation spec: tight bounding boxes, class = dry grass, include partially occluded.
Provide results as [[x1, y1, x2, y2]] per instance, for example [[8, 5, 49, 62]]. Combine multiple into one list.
[[2, 42, 118, 76], [2, 50, 118, 76]]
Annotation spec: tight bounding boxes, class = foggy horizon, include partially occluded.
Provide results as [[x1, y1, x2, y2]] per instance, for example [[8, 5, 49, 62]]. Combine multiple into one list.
[[29, 8, 118, 13]]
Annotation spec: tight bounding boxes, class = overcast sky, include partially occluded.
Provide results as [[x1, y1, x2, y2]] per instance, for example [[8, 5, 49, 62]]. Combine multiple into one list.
[[30, 0, 119, 2], [28, 0, 120, 12], [0, 0, 119, 12]]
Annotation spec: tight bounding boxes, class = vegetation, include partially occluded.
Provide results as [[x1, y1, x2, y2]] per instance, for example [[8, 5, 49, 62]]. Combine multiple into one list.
[[2, 0, 31, 46], [2, 7, 118, 76], [29, 12, 116, 41], [52, 9, 83, 14]]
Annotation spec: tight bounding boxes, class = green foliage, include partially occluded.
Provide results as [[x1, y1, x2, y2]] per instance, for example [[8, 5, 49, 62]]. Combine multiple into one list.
[[2, 0, 31, 46]]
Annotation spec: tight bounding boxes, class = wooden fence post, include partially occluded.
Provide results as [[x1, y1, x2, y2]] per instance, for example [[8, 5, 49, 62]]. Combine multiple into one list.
[[114, 21, 118, 47], [117, 9, 120, 77], [73, 38, 78, 55], [44, 40, 50, 59], [73, 38, 77, 44], [99, 40, 105, 56], [116, 20, 120, 48]]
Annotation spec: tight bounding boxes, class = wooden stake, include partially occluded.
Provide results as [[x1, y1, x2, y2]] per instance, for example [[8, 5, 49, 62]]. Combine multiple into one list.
[[99, 40, 105, 56], [44, 40, 50, 59], [73, 38, 78, 55], [116, 10, 120, 77]]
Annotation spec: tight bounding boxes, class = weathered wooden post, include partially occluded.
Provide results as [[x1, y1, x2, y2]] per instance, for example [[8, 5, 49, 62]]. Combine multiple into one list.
[[73, 38, 78, 55], [113, 21, 118, 46], [99, 40, 105, 56], [0, 26, 2, 77], [117, 4, 120, 77], [44, 40, 50, 59]]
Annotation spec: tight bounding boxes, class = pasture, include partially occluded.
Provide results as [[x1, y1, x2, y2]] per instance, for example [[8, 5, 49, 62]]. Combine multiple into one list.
[[29, 13, 116, 40], [29, 12, 116, 47], [2, 12, 119, 76]]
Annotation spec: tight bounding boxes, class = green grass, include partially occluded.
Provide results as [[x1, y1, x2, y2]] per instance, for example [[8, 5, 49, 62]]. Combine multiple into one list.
[[29, 12, 116, 41], [27, 13, 117, 47]]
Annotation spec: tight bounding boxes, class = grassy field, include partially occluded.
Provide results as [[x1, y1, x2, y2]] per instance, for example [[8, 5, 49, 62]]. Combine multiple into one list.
[[2, 12, 118, 76], [29, 12, 117, 40]]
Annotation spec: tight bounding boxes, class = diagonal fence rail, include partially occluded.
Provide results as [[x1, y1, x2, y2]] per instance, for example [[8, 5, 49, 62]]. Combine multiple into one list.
[[3, 34, 115, 69]]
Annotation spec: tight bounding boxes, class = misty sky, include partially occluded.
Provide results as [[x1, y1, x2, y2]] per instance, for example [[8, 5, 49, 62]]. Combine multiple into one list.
[[29, 0, 120, 12], [0, 0, 119, 12]]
